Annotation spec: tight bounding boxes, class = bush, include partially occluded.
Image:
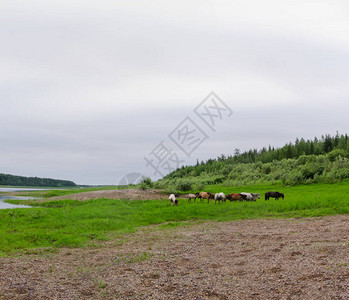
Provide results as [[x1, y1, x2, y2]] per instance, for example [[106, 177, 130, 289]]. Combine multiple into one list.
[[140, 182, 148, 190], [301, 164, 324, 179], [282, 170, 304, 186], [140, 177, 153, 190], [175, 180, 193, 191], [262, 163, 272, 174], [194, 182, 206, 191], [213, 176, 224, 184], [327, 149, 349, 162]]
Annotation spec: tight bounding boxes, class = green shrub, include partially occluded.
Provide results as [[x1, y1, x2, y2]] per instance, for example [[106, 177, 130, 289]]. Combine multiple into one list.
[[194, 182, 206, 191], [327, 149, 349, 162], [262, 163, 272, 174], [140, 177, 153, 190], [213, 176, 224, 184], [175, 180, 193, 191]]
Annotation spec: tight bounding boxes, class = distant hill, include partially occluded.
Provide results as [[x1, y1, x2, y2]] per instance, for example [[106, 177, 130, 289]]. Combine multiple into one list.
[[156, 133, 349, 191], [0, 173, 76, 187]]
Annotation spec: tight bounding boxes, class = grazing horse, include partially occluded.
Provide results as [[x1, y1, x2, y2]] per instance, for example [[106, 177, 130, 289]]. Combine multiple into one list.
[[240, 192, 252, 201], [226, 193, 243, 201], [251, 193, 260, 200], [265, 191, 284, 201], [195, 192, 203, 202], [198, 192, 214, 203], [188, 193, 197, 203], [214, 192, 226, 204], [241, 192, 260, 201], [168, 194, 178, 206]]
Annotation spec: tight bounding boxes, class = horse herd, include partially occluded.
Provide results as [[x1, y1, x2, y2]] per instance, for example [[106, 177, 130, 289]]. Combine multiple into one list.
[[168, 191, 284, 206]]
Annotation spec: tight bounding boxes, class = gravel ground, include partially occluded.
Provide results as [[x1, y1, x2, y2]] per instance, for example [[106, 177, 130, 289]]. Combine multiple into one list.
[[49, 189, 166, 201], [0, 215, 348, 299]]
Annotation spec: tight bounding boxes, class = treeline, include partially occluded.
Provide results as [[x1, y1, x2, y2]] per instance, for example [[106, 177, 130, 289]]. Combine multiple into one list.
[[156, 133, 349, 191], [0, 173, 76, 187], [231, 133, 349, 164]]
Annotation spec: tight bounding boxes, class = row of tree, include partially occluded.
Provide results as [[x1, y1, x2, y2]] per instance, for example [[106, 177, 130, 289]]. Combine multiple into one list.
[[231, 133, 349, 164], [157, 133, 349, 190], [0, 173, 76, 187]]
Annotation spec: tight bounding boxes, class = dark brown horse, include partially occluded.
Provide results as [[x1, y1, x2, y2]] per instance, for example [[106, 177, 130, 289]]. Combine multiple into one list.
[[226, 193, 243, 201], [265, 191, 284, 200]]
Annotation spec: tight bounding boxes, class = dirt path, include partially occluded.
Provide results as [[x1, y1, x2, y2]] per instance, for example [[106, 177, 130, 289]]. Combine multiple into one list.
[[49, 189, 167, 201], [1, 215, 348, 299]]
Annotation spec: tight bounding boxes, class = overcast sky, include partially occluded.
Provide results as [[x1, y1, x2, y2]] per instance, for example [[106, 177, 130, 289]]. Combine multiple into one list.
[[1, 1, 348, 185]]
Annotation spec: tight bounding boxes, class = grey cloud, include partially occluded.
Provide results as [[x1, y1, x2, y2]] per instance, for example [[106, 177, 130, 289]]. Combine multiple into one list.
[[0, 1, 348, 184]]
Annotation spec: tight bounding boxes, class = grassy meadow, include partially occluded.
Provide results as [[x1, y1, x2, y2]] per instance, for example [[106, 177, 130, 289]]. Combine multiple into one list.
[[1, 181, 348, 256]]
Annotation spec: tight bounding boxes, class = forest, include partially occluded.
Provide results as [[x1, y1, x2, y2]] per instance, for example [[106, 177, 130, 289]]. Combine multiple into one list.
[[156, 133, 349, 191], [0, 173, 76, 187]]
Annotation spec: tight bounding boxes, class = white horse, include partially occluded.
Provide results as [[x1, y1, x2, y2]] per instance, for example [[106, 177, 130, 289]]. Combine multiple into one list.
[[169, 194, 178, 206], [251, 193, 260, 200], [187, 193, 197, 203], [214, 192, 226, 204], [241, 192, 260, 201]]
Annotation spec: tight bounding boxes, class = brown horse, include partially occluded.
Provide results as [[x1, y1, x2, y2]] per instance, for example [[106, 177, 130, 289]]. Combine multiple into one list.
[[226, 193, 243, 201], [198, 192, 214, 203]]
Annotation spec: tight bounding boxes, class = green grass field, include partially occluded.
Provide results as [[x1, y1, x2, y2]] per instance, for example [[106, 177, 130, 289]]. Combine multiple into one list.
[[1, 181, 348, 256]]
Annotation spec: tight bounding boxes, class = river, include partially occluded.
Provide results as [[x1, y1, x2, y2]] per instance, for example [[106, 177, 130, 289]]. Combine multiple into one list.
[[0, 187, 47, 209]]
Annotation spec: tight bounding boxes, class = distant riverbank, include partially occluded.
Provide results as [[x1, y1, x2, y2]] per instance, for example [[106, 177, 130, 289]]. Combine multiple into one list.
[[0, 187, 47, 209]]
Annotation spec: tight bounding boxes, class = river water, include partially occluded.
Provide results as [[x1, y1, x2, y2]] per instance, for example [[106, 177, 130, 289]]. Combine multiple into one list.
[[0, 188, 47, 209]]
